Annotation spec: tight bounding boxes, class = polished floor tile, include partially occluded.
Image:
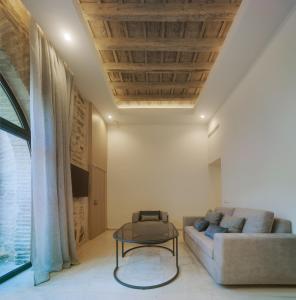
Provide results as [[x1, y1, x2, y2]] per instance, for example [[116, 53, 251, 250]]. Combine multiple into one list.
[[1, 231, 296, 300]]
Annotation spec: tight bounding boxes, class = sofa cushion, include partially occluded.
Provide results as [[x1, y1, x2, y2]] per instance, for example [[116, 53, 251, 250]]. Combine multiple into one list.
[[272, 218, 292, 233], [220, 216, 245, 233], [184, 226, 214, 258], [214, 207, 234, 217], [205, 211, 223, 225], [193, 218, 209, 232], [233, 208, 274, 233], [204, 224, 228, 239]]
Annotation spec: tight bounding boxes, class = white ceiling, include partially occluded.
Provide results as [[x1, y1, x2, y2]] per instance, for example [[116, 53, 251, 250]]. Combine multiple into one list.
[[22, 0, 296, 125]]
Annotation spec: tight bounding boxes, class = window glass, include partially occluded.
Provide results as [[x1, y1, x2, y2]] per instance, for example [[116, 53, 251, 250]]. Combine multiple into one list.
[[0, 85, 22, 127], [0, 130, 31, 278]]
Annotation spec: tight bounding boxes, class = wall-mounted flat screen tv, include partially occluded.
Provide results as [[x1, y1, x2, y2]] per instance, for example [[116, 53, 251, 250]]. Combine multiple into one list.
[[71, 164, 89, 197]]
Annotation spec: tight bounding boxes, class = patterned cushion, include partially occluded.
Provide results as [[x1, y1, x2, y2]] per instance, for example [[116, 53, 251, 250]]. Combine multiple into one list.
[[220, 216, 246, 233], [193, 217, 209, 232], [204, 224, 228, 239], [205, 211, 223, 225]]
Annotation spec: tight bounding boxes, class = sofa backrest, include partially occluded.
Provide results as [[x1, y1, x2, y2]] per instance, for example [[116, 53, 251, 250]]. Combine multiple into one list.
[[214, 207, 234, 217], [232, 208, 274, 233], [272, 218, 292, 233]]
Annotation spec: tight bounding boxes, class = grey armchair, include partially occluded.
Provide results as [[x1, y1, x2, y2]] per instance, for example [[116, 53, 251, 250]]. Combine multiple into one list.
[[132, 211, 169, 223]]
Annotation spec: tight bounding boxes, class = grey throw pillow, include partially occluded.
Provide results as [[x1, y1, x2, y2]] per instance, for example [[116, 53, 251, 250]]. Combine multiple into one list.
[[220, 216, 246, 233], [193, 218, 209, 232], [204, 224, 228, 239], [205, 210, 223, 225]]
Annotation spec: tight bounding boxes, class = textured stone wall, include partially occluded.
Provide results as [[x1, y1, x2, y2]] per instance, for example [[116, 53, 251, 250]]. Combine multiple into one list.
[[71, 91, 90, 247]]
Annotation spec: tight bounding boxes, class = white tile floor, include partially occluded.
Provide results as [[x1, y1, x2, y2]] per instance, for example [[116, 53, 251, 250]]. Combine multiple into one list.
[[1, 231, 296, 300]]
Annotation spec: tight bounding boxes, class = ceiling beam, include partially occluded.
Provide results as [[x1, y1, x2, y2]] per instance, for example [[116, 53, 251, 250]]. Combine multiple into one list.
[[96, 38, 222, 52], [110, 81, 204, 89], [104, 62, 213, 72], [80, 2, 240, 22], [115, 95, 197, 101]]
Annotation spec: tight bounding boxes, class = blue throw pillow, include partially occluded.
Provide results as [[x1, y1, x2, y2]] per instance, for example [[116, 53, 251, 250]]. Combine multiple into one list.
[[204, 224, 228, 239], [193, 218, 209, 232]]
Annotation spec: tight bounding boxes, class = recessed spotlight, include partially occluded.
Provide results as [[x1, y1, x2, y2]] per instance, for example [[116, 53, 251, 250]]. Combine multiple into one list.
[[200, 114, 205, 119], [107, 114, 113, 120], [63, 32, 72, 42]]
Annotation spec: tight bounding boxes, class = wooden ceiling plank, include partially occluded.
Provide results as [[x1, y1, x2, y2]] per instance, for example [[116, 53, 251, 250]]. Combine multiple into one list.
[[110, 81, 204, 89], [80, 2, 241, 22], [95, 37, 223, 52], [116, 95, 197, 101], [103, 61, 213, 71]]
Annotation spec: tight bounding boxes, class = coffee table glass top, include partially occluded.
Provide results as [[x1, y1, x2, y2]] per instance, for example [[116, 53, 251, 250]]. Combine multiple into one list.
[[113, 222, 178, 244]]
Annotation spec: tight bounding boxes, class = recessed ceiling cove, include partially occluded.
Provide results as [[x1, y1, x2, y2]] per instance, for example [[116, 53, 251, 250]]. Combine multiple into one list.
[[78, 0, 242, 108]]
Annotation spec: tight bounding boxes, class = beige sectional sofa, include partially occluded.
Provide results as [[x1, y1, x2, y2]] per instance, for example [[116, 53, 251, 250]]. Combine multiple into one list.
[[183, 207, 296, 285]]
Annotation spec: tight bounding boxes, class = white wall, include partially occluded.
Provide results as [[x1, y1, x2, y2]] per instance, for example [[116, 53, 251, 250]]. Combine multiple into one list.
[[208, 159, 222, 208], [208, 7, 296, 232], [107, 124, 209, 228]]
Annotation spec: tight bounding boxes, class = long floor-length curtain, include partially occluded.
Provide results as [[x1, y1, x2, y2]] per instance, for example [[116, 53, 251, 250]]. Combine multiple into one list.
[[30, 22, 78, 285]]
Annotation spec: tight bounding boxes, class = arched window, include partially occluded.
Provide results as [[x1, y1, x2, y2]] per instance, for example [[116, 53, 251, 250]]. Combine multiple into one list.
[[0, 74, 31, 283]]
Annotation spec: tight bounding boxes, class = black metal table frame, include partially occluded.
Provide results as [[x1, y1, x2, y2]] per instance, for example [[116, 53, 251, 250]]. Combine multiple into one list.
[[113, 236, 179, 290]]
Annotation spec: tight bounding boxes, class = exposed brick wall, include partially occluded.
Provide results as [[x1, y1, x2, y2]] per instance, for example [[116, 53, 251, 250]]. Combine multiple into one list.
[[71, 91, 89, 171], [71, 91, 90, 247], [0, 50, 29, 123]]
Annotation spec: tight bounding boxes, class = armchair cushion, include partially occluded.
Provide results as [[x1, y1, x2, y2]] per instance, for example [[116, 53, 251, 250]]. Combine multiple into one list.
[[132, 210, 168, 222], [141, 214, 160, 221]]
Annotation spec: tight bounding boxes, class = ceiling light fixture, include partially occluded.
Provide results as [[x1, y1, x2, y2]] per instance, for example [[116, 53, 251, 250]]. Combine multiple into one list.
[[107, 114, 113, 120], [63, 32, 72, 42], [200, 114, 206, 119]]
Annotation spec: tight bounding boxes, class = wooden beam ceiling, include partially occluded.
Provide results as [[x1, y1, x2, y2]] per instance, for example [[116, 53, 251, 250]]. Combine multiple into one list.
[[80, 2, 240, 22], [95, 37, 223, 52], [104, 62, 213, 72], [78, 0, 242, 108], [110, 81, 204, 89]]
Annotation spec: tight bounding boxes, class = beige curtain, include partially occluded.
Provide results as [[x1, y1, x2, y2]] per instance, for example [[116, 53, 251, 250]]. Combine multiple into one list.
[[30, 22, 78, 285]]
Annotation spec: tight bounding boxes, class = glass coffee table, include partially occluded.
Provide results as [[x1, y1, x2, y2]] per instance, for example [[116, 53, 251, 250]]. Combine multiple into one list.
[[113, 221, 179, 289]]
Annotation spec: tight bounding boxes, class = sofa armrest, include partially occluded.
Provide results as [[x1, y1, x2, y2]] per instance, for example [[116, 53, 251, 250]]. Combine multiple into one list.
[[213, 233, 296, 284], [160, 211, 169, 222], [183, 216, 201, 228], [132, 212, 140, 223]]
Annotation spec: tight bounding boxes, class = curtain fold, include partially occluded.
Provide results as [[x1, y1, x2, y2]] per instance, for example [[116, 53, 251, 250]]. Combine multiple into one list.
[[30, 22, 78, 285]]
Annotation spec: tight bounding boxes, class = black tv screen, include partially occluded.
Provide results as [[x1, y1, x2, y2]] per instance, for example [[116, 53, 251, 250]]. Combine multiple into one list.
[[71, 164, 89, 197]]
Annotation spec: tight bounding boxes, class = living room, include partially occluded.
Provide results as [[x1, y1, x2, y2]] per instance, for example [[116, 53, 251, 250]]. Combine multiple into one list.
[[0, 0, 296, 299]]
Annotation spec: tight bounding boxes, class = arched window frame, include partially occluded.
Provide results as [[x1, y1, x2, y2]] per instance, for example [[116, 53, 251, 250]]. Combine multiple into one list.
[[0, 73, 30, 144], [0, 73, 31, 284]]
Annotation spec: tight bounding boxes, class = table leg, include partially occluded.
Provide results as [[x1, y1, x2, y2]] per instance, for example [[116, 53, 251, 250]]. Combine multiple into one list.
[[116, 240, 118, 268], [173, 238, 175, 256], [176, 237, 178, 267], [122, 241, 124, 257]]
